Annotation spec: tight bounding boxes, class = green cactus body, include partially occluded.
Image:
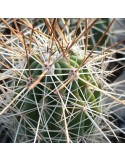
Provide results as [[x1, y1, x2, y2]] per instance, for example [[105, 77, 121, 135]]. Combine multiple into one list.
[[14, 52, 100, 142]]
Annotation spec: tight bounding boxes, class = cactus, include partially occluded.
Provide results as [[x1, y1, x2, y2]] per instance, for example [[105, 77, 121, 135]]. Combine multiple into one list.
[[11, 45, 100, 142], [1, 18, 125, 143]]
